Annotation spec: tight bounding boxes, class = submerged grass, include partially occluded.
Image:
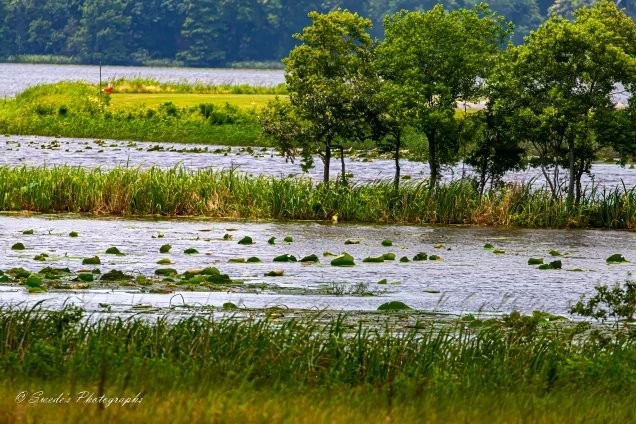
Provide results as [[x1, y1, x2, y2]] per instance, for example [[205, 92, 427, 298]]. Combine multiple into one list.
[[0, 166, 634, 229], [0, 306, 634, 423]]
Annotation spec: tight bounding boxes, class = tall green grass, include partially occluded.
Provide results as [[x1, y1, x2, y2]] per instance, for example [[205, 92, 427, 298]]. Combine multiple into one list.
[[0, 306, 634, 423], [0, 166, 634, 229], [111, 77, 287, 94]]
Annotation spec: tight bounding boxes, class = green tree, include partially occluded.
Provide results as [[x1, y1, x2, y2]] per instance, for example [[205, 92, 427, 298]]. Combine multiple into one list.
[[283, 9, 377, 183], [377, 4, 511, 188], [493, 0, 636, 203]]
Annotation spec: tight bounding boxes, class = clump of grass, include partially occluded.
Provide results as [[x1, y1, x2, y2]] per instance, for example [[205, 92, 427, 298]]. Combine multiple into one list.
[[0, 166, 633, 230]]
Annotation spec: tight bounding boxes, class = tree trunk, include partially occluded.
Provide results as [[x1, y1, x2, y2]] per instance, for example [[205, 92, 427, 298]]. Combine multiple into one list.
[[339, 145, 346, 184], [394, 133, 401, 195], [567, 136, 576, 205], [427, 129, 438, 189], [323, 137, 331, 184]]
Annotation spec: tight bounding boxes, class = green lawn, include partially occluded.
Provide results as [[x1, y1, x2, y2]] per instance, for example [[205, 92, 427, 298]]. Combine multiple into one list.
[[110, 93, 284, 110]]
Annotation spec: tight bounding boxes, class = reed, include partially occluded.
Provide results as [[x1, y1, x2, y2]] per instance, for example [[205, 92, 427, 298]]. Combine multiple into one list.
[[0, 166, 634, 229], [0, 306, 634, 423]]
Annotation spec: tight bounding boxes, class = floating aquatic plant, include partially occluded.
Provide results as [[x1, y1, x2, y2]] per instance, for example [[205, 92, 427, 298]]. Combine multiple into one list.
[[484, 243, 494, 249], [413, 252, 427, 261], [246, 257, 262, 263], [105, 246, 122, 255], [82, 256, 101, 265], [383, 253, 396, 261], [265, 269, 284, 277], [273, 254, 297, 263], [11, 242, 25, 250], [155, 268, 178, 276], [184, 248, 199, 254], [238, 236, 254, 245], [549, 249, 562, 257], [377, 301, 412, 311], [284, 236, 293, 242], [399, 256, 410, 263], [159, 244, 172, 253], [299, 254, 319, 263], [268, 237, 276, 244], [607, 254, 629, 264], [381, 239, 393, 247], [22, 229, 34, 235], [528, 258, 544, 265], [331, 253, 355, 267], [69, 231, 79, 237], [156, 258, 172, 265], [344, 240, 360, 245], [363, 256, 384, 263]]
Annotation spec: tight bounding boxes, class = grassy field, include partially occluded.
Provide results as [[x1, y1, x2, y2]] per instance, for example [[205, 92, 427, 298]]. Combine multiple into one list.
[[110, 93, 282, 110], [0, 306, 634, 424], [0, 165, 634, 229]]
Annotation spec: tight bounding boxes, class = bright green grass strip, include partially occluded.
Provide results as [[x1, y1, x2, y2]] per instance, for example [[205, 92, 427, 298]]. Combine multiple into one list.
[[110, 93, 284, 110]]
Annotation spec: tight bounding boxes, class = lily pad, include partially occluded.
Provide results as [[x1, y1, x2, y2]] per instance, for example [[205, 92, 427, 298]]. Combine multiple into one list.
[[246, 256, 262, 263], [413, 252, 427, 261], [265, 269, 285, 277], [228, 257, 246, 263], [101, 270, 134, 281], [528, 258, 544, 265], [483, 243, 494, 249], [26, 274, 43, 288], [377, 301, 413, 311], [159, 244, 172, 253], [27, 286, 47, 294], [300, 254, 319, 263], [238, 236, 254, 245], [549, 249, 562, 257], [69, 231, 79, 237], [105, 246, 122, 255], [33, 254, 47, 262], [382, 253, 396, 261], [11, 242, 25, 250], [223, 233, 233, 240], [78, 273, 94, 282], [363, 256, 385, 263], [22, 229, 34, 235], [377, 279, 388, 285], [268, 237, 276, 244], [223, 302, 238, 310], [323, 251, 337, 257], [429, 255, 442, 261], [283, 236, 293, 243], [606, 254, 629, 264], [156, 258, 172, 265], [273, 254, 297, 263], [493, 249, 505, 254], [82, 256, 101, 265], [155, 268, 178, 276], [538, 260, 562, 270], [344, 240, 360, 245], [184, 248, 199, 254], [434, 244, 445, 249], [331, 253, 355, 267], [381, 239, 393, 247]]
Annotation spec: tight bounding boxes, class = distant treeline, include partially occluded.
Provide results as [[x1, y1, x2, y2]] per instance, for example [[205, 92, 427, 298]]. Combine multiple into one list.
[[1, 0, 634, 67]]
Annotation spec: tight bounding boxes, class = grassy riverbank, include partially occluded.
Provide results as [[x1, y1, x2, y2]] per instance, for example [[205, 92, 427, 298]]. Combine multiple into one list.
[[0, 306, 634, 424], [0, 166, 634, 229], [0, 82, 267, 145]]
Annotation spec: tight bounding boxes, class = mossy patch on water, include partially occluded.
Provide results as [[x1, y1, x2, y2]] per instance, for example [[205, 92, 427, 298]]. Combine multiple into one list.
[[156, 258, 172, 265], [606, 254, 629, 264], [331, 253, 355, 267], [229, 257, 246, 263], [238, 236, 254, 245], [413, 252, 427, 261], [377, 301, 413, 311], [223, 302, 238, 310], [155, 268, 178, 276], [69, 231, 79, 237], [538, 260, 562, 270], [300, 254, 319, 263], [106, 246, 123, 255], [363, 256, 384, 263], [273, 254, 297, 263], [283, 236, 293, 243], [7, 267, 31, 279], [38, 266, 71, 279], [159, 244, 172, 253], [101, 270, 134, 281], [78, 273, 94, 282], [82, 256, 101, 265], [11, 242, 26, 250], [22, 229, 34, 235], [381, 239, 393, 247], [184, 248, 199, 254], [26, 274, 43, 288], [528, 258, 544, 265]]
